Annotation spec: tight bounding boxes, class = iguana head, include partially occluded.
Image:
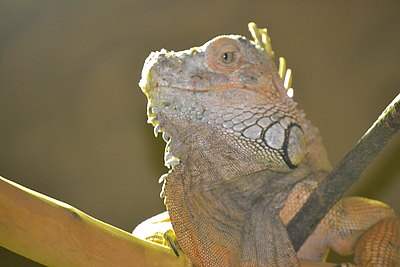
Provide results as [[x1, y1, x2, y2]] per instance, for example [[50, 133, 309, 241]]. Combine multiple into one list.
[[139, 23, 307, 174]]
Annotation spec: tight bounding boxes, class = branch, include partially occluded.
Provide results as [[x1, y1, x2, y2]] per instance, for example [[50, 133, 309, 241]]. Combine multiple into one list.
[[0, 175, 339, 266], [287, 93, 400, 251], [0, 176, 187, 266]]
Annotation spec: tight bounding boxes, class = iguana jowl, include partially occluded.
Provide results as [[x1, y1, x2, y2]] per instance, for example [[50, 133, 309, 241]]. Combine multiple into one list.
[[135, 23, 400, 266]]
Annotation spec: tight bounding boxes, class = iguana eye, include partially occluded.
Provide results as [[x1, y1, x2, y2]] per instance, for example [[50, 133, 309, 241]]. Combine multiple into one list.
[[205, 37, 243, 73], [222, 52, 236, 64]]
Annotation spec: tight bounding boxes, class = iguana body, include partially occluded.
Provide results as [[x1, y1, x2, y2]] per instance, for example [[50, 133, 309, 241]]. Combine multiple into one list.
[[135, 23, 400, 266]]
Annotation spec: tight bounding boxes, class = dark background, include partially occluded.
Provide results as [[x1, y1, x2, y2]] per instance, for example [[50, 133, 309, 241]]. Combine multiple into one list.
[[1, 1, 399, 265]]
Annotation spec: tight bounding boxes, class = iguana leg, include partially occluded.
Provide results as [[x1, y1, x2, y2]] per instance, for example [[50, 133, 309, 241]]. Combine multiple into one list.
[[298, 197, 400, 266], [353, 217, 400, 266]]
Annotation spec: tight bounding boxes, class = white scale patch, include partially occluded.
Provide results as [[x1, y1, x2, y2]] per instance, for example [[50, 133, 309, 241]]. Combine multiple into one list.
[[233, 123, 246, 131], [257, 117, 272, 128], [243, 125, 263, 139], [243, 117, 257, 126], [287, 125, 306, 166], [263, 123, 285, 149]]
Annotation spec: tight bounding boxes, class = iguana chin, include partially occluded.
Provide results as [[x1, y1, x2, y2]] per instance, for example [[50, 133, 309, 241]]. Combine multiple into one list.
[[134, 23, 400, 266]]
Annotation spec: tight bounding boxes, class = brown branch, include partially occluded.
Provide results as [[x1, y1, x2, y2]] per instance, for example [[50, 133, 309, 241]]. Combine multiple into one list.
[[0, 176, 187, 266], [0, 176, 339, 266], [287, 93, 400, 251]]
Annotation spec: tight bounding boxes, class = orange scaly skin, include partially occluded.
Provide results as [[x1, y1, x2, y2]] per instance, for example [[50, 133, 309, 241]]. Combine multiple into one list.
[[136, 24, 400, 266]]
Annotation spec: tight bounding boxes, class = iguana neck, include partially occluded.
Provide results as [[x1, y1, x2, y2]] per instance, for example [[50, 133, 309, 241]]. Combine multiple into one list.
[[161, 118, 329, 266], [163, 152, 324, 266]]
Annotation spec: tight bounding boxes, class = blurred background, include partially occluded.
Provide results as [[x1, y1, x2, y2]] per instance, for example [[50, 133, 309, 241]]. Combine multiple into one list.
[[0, 1, 399, 265]]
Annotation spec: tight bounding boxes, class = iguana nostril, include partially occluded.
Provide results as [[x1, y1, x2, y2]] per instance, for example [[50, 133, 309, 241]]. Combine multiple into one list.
[[163, 60, 174, 69], [190, 75, 203, 87]]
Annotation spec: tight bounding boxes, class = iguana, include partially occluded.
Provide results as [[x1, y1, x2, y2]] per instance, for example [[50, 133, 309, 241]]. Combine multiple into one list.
[[133, 23, 400, 266]]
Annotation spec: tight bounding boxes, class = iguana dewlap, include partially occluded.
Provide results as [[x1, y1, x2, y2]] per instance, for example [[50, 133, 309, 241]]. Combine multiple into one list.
[[135, 23, 400, 266]]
